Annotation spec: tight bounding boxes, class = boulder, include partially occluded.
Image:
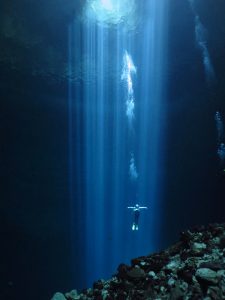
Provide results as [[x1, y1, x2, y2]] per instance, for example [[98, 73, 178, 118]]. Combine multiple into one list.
[[196, 268, 219, 285], [191, 242, 207, 254], [127, 266, 146, 278], [51, 293, 67, 300], [65, 290, 79, 300]]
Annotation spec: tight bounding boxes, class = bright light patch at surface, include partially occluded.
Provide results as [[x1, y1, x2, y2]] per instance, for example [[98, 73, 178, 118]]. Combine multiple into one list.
[[101, 0, 113, 10], [86, 0, 136, 26]]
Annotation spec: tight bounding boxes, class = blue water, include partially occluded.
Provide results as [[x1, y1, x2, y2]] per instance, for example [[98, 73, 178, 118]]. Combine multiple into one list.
[[68, 0, 169, 288]]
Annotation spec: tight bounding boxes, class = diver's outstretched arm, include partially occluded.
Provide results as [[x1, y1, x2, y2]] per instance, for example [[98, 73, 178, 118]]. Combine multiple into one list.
[[139, 207, 148, 209], [127, 206, 135, 209]]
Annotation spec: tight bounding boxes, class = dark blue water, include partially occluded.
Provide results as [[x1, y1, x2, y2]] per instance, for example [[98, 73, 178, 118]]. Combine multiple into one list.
[[0, 1, 225, 299], [68, 0, 169, 287]]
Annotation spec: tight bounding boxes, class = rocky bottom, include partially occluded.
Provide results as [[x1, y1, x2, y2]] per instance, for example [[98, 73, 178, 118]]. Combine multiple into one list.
[[52, 223, 225, 300]]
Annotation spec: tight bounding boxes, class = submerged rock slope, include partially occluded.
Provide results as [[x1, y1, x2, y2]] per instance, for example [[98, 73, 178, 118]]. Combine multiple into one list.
[[52, 223, 225, 300]]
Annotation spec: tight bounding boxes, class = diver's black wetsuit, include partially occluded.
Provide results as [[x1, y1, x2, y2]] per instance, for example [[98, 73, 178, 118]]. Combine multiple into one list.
[[134, 210, 140, 226], [128, 204, 148, 230]]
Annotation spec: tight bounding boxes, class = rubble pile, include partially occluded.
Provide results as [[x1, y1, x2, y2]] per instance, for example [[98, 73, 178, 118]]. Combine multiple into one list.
[[52, 223, 225, 300]]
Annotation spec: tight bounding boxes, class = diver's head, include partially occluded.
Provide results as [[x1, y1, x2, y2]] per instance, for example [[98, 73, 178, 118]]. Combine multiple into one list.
[[135, 204, 139, 208]]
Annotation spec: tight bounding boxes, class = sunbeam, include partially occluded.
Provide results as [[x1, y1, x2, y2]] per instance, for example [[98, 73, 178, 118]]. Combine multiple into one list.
[[69, 0, 168, 288]]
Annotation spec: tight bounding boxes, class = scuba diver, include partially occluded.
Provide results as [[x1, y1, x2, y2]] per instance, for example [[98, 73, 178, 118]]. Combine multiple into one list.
[[127, 204, 148, 231]]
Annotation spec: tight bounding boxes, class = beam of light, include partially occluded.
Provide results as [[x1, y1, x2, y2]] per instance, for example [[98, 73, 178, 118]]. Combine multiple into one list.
[[69, 0, 169, 291], [129, 153, 138, 180], [136, 0, 168, 250], [121, 51, 136, 124]]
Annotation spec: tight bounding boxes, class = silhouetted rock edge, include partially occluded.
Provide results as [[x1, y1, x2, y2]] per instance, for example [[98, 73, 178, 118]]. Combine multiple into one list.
[[52, 223, 225, 300]]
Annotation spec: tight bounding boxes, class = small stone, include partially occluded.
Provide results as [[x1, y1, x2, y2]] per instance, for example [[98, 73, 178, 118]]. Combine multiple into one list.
[[101, 290, 109, 300], [199, 261, 225, 271], [93, 280, 104, 290], [177, 268, 193, 283], [212, 237, 221, 245], [65, 290, 79, 300], [160, 286, 166, 293], [169, 285, 184, 300], [219, 235, 225, 249], [167, 242, 183, 256], [179, 280, 188, 292], [222, 278, 225, 294], [191, 242, 207, 254], [180, 230, 192, 244], [93, 289, 101, 297], [117, 264, 129, 279], [51, 293, 67, 300], [207, 286, 222, 300], [127, 266, 146, 278], [196, 268, 219, 285], [165, 255, 181, 272], [85, 288, 93, 297], [212, 248, 223, 258], [148, 271, 157, 279], [180, 250, 190, 261], [168, 277, 176, 286], [217, 269, 225, 278], [158, 270, 166, 278]]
